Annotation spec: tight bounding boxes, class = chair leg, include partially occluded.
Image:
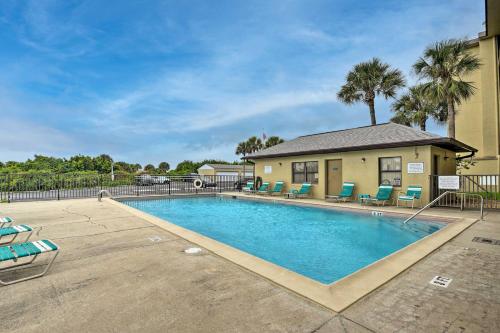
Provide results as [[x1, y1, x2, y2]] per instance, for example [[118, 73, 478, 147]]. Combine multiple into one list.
[[0, 230, 33, 246], [0, 250, 59, 286]]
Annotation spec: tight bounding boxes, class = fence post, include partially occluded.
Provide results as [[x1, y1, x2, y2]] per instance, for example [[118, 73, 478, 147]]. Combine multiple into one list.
[[57, 174, 60, 200], [7, 173, 11, 203], [168, 181, 171, 195]]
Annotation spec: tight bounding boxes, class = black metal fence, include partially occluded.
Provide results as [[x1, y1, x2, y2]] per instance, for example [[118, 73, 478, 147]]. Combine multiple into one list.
[[430, 174, 499, 209], [0, 173, 243, 202]]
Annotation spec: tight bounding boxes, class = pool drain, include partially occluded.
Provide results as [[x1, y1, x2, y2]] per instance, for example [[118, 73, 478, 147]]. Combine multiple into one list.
[[472, 237, 500, 245]]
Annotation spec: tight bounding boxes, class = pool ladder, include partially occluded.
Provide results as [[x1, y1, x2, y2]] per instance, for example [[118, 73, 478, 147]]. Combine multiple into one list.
[[97, 190, 113, 202], [404, 191, 484, 224]]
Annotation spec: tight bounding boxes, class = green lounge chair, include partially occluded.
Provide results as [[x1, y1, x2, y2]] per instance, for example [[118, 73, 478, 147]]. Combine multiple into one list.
[[0, 224, 33, 245], [256, 182, 270, 195], [285, 183, 312, 199], [397, 185, 422, 208], [362, 185, 393, 206], [325, 182, 355, 202], [0, 217, 14, 228], [268, 181, 284, 196], [0, 240, 59, 285], [242, 181, 254, 194]]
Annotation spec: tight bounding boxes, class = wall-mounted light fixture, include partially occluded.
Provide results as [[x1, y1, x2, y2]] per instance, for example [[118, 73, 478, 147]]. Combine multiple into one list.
[[444, 152, 449, 160], [361, 157, 366, 163], [279, 162, 282, 166], [414, 147, 419, 159]]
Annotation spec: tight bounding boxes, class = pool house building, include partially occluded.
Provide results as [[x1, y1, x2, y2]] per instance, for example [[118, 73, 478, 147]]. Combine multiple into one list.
[[245, 123, 476, 205]]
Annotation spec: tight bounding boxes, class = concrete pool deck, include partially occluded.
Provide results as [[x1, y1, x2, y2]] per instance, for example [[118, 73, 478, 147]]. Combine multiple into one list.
[[0, 197, 499, 332], [110, 194, 475, 312]]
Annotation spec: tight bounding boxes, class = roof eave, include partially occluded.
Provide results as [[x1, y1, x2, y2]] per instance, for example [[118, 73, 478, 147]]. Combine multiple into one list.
[[244, 138, 476, 160]]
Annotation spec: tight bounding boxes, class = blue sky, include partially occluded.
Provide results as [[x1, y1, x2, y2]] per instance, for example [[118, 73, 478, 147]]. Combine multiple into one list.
[[0, 0, 484, 167]]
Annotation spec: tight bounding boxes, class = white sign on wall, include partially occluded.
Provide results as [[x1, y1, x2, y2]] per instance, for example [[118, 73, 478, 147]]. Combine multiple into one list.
[[438, 176, 460, 190], [264, 166, 272, 174], [407, 162, 424, 174]]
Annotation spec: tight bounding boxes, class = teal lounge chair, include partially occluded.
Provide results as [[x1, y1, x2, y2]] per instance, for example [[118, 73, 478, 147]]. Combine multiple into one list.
[[0, 240, 59, 285], [242, 181, 254, 194], [0, 224, 33, 245], [325, 182, 355, 202], [256, 182, 270, 195], [268, 181, 284, 196], [0, 217, 14, 228], [397, 185, 422, 208], [285, 183, 312, 199], [362, 185, 393, 206]]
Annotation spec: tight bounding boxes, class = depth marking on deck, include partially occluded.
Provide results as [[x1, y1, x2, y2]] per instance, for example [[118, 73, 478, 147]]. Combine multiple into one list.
[[429, 276, 452, 288]]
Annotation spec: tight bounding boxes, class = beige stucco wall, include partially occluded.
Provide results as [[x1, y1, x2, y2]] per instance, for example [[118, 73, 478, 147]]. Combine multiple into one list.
[[455, 36, 500, 174], [198, 169, 216, 176], [253, 145, 457, 205]]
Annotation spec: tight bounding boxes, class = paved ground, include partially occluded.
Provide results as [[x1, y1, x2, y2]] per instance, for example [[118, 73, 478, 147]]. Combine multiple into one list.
[[0, 198, 499, 332]]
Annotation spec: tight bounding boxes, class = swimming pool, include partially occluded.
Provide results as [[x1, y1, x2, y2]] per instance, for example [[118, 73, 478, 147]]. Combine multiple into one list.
[[122, 196, 444, 284]]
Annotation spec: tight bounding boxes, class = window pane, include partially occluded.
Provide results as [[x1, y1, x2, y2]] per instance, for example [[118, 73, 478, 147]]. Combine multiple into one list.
[[293, 172, 305, 183], [380, 157, 401, 171], [293, 162, 305, 172], [306, 172, 318, 184], [380, 171, 402, 186], [379, 157, 402, 186], [306, 161, 318, 172]]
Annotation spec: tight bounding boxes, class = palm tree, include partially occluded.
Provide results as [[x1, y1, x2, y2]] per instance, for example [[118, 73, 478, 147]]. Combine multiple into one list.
[[391, 84, 446, 131], [390, 110, 413, 127], [235, 141, 248, 157], [246, 136, 263, 154], [264, 136, 285, 148], [337, 57, 405, 125], [413, 39, 480, 138]]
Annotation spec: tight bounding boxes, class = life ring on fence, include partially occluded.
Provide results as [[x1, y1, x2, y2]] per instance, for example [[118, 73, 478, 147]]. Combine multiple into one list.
[[255, 176, 263, 190], [193, 179, 203, 189]]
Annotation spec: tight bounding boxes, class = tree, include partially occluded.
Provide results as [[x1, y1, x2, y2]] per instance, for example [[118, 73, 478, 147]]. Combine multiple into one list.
[[390, 110, 413, 127], [158, 162, 170, 172], [174, 160, 197, 174], [246, 136, 263, 154], [391, 84, 447, 131], [94, 154, 113, 173], [144, 164, 155, 173], [235, 141, 249, 158], [337, 57, 405, 125], [413, 39, 480, 138], [264, 136, 284, 148]]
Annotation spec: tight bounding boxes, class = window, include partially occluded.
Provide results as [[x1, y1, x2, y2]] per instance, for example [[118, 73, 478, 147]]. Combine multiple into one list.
[[292, 161, 318, 184], [379, 157, 402, 186]]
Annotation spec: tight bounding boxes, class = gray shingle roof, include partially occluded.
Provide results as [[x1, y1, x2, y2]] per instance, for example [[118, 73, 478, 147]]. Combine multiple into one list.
[[205, 164, 253, 170], [246, 123, 475, 159]]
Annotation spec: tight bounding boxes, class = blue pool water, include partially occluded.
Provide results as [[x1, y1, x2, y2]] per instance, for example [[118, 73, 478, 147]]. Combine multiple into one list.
[[123, 196, 444, 284]]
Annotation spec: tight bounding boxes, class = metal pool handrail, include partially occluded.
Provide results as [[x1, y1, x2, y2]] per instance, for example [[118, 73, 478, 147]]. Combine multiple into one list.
[[98, 190, 112, 201], [404, 191, 484, 224]]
